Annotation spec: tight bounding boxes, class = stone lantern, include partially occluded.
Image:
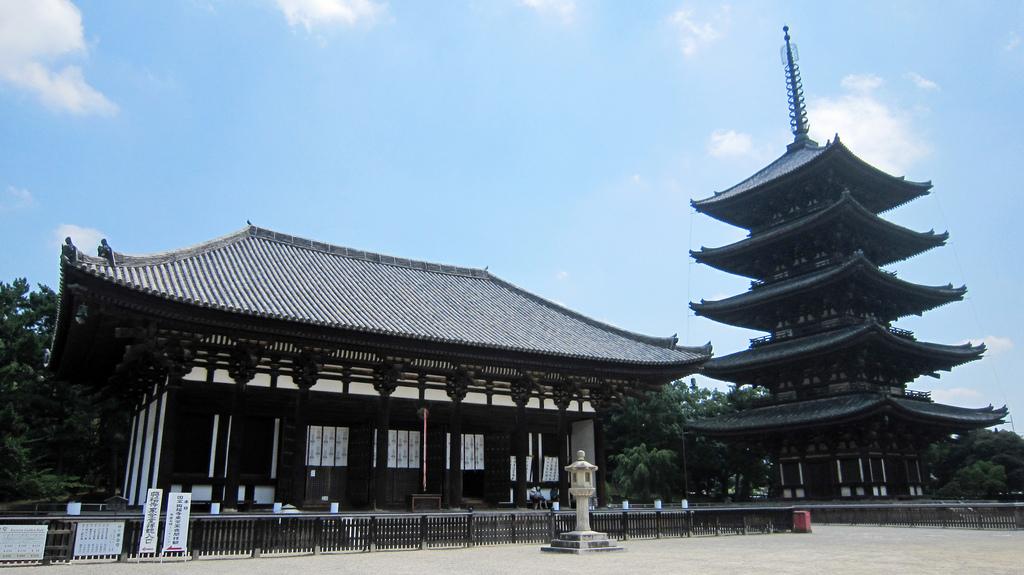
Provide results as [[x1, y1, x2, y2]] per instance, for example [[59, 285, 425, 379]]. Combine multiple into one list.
[[541, 451, 623, 554]]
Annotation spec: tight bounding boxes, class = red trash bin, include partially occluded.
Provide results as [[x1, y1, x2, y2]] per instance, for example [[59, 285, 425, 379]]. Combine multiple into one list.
[[793, 510, 812, 533]]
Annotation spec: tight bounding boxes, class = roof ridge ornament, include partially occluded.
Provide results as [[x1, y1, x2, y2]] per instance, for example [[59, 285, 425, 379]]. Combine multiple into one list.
[[781, 25, 814, 150]]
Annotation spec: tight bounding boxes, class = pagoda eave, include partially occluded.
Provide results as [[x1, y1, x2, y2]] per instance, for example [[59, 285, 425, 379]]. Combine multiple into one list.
[[702, 322, 984, 382], [691, 192, 949, 278], [690, 254, 967, 331], [687, 393, 1007, 438]]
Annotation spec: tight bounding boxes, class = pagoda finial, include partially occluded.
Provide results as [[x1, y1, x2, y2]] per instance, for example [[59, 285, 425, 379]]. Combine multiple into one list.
[[782, 25, 810, 144]]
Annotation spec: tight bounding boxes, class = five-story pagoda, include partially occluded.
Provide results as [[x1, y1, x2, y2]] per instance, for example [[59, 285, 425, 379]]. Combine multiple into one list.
[[688, 27, 1007, 500]]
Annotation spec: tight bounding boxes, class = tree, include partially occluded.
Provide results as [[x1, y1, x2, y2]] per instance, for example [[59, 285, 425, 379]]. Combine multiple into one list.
[[0, 279, 109, 502], [604, 379, 771, 502], [934, 461, 1008, 500], [927, 428, 1024, 499], [610, 444, 678, 501]]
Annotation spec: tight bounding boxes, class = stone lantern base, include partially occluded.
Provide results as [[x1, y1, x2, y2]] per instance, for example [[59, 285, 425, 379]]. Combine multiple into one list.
[[541, 531, 624, 554]]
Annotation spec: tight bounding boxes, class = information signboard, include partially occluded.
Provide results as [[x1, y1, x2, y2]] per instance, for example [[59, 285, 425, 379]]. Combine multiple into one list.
[[0, 525, 48, 561], [138, 488, 163, 554], [161, 492, 192, 554], [73, 522, 124, 557]]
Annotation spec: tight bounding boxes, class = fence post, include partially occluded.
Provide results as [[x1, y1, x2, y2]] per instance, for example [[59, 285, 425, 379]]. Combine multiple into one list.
[[510, 513, 517, 544], [419, 515, 427, 550], [655, 511, 661, 539], [252, 519, 264, 558], [313, 517, 323, 555], [190, 519, 203, 560], [742, 515, 748, 535], [686, 511, 693, 537], [1015, 506, 1024, 530], [369, 516, 377, 552], [621, 512, 628, 541], [118, 520, 130, 562], [548, 509, 556, 541]]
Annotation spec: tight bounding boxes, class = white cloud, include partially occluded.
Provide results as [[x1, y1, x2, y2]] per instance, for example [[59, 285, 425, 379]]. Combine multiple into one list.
[[840, 73, 883, 93], [707, 129, 753, 158], [930, 387, 983, 405], [667, 6, 725, 58], [1006, 32, 1020, 52], [555, 270, 570, 281], [808, 75, 928, 175], [519, 0, 576, 24], [0, 0, 116, 115], [53, 223, 105, 253], [0, 186, 34, 211], [631, 174, 642, 184], [905, 72, 939, 91], [274, 0, 386, 31], [960, 335, 1014, 356]]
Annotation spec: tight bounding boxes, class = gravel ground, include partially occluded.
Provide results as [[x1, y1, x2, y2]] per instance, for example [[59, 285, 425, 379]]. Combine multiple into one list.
[[29, 526, 1024, 575]]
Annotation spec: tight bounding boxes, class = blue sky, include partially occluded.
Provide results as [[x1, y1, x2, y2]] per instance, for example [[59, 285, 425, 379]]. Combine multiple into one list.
[[1, 1, 1021, 431]]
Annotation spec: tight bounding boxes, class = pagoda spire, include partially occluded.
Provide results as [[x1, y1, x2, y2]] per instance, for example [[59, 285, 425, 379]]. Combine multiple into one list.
[[782, 25, 811, 146]]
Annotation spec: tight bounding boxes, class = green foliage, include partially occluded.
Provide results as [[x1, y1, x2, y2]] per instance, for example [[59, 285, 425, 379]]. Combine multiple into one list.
[[610, 444, 677, 501], [927, 429, 1024, 499], [0, 279, 108, 502], [604, 379, 771, 502], [934, 460, 1008, 499]]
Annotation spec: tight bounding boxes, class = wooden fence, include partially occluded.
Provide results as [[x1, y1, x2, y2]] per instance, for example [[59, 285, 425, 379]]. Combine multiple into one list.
[[0, 507, 792, 565], [805, 503, 1024, 530]]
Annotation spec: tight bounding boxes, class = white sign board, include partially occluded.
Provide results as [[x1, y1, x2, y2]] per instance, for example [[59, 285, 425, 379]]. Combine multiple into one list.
[[73, 522, 124, 557], [138, 488, 163, 554], [161, 492, 192, 553], [542, 456, 559, 482], [0, 524, 48, 561]]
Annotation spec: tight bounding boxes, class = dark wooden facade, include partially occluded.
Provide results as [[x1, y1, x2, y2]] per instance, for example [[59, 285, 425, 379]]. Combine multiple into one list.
[[50, 226, 708, 510], [687, 27, 1006, 500]]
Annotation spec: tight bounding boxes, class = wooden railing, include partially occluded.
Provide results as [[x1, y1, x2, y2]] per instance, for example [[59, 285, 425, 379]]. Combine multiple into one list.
[[805, 502, 1024, 530], [0, 507, 792, 565]]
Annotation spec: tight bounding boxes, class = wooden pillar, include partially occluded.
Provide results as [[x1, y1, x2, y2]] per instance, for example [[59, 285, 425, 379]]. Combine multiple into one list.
[[552, 381, 573, 507], [224, 344, 259, 509], [446, 371, 469, 509], [223, 383, 247, 509], [373, 394, 391, 509], [155, 382, 180, 492], [449, 401, 463, 508], [510, 376, 532, 509], [594, 415, 608, 508], [372, 362, 402, 509], [514, 404, 528, 508], [557, 407, 569, 506], [289, 385, 311, 508]]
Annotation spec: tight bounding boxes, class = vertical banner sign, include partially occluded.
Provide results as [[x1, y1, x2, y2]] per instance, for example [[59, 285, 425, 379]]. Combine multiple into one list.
[[138, 488, 163, 554], [161, 492, 192, 554]]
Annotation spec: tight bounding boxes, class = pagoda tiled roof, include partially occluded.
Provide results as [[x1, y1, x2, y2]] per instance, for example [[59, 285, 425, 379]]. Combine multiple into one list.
[[60, 226, 710, 367], [687, 393, 1008, 436], [691, 139, 931, 229], [690, 253, 966, 330], [691, 192, 948, 278], [703, 321, 983, 379], [695, 140, 829, 205]]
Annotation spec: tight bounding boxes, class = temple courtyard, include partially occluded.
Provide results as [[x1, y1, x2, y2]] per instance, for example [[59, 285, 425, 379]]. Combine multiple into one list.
[[42, 526, 1024, 574]]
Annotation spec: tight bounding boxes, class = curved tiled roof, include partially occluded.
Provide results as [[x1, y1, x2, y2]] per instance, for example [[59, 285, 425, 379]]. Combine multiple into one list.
[[688, 393, 1007, 435], [691, 192, 948, 277], [691, 253, 966, 330], [692, 138, 930, 208], [63, 226, 710, 366], [703, 321, 983, 376], [694, 140, 829, 205]]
